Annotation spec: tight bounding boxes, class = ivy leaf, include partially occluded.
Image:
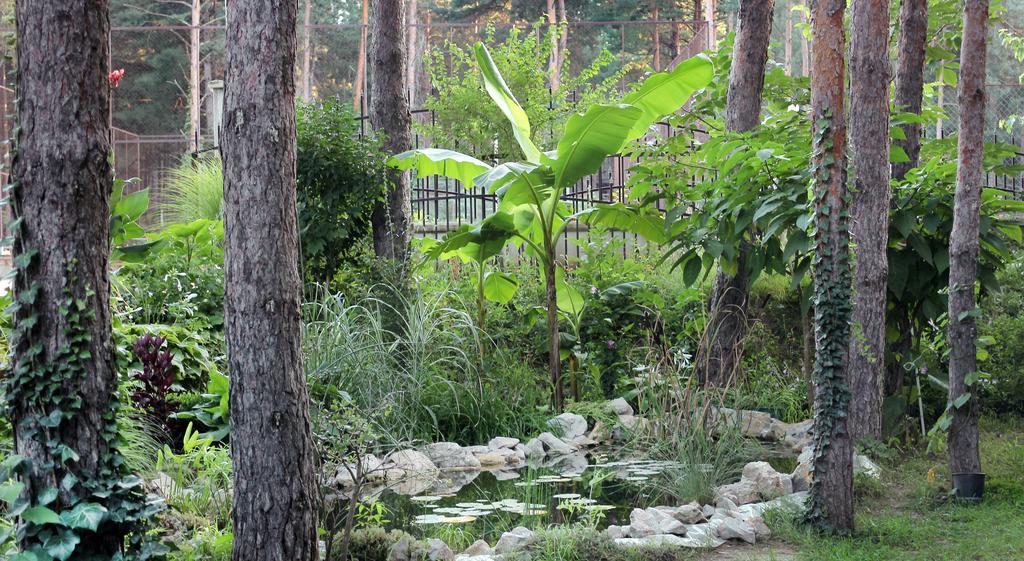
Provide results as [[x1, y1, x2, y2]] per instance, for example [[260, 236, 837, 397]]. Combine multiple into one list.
[[60, 501, 107, 531], [21, 505, 64, 525], [37, 486, 58, 506], [0, 480, 24, 504], [43, 528, 80, 561]]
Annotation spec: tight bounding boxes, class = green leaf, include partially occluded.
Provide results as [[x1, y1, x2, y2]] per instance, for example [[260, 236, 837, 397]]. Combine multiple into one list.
[[0, 481, 24, 504], [555, 277, 585, 318], [573, 204, 666, 243], [43, 529, 80, 561], [621, 54, 714, 140], [22, 505, 64, 525], [59, 501, 107, 531], [682, 253, 702, 287], [552, 103, 642, 190], [114, 188, 150, 222], [474, 43, 541, 163], [483, 271, 519, 304], [890, 145, 911, 163], [387, 148, 491, 187], [952, 393, 971, 409]]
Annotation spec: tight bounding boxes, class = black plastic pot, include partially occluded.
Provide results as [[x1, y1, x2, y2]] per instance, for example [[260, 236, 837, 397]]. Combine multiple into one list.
[[952, 472, 986, 502]]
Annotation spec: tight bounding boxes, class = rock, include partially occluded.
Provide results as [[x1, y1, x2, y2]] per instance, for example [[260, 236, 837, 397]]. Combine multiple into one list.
[[455, 557, 499, 561], [748, 515, 771, 541], [791, 446, 814, 492], [680, 523, 726, 548], [547, 413, 588, 440], [491, 469, 521, 481], [716, 496, 739, 512], [711, 407, 775, 440], [741, 461, 793, 498], [389, 536, 425, 561], [715, 480, 760, 506], [605, 525, 628, 539], [423, 443, 482, 471], [494, 526, 536, 554], [488, 436, 520, 449], [462, 540, 493, 557], [672, 501, 706, 524], [854, 454, 881, 478], [383, 450, 439, 494], [523, 438, 546, 460], [716, 516, 756, 544], [333, 454, 384, 487], [614, 534, 697, 548], [537, 432, 576, 456], [606, 397, 633, 417], [781, 419, 814, 452], [474, 453, 507, 468], [427, 539, 454, 561], [702, 504, 717, 519], [628, 507, 688, 536], [587, 420, 611, 444]]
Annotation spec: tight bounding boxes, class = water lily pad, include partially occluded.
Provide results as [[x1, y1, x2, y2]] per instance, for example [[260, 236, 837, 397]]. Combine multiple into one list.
[[553, 493, 581, 499], [411, 495, 443, 502], [440, 515, 477, 524]]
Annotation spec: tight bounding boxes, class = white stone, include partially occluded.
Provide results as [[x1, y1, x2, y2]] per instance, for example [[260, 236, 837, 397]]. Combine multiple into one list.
[[606, 397, 633, 417], [488, 436, 520, 449], [423, 443, 482, 471], [523, 438, 545, 460], [427, 539, 455, 561], [536, 431, 576, 456], [792, 445, 814, 492], [547, 413, 589, 440], [854, 454, 881, 478], [680, 523, 726, 548], [615, 534, 698, 548], [383, 450, 439, 480], [462, 540, 493, 557], [495, 526, 535, 553], [628, 507, 688, 536], [673, 501, 706, 524], [741, 461, 794, 498], [716, 516, 756, 544]]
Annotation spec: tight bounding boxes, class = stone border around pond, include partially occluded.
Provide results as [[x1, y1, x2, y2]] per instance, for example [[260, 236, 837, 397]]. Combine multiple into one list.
[[329, 399, 882, 561]]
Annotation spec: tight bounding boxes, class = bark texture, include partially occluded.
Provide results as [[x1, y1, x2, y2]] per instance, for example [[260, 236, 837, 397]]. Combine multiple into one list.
[[696, 0, 773, 387], [806, 0, 854, 532], [947, 0, 987, 477], [11, 0, 120, 555], [848, 0, 890, 443], [892, 0, 928, 181], [369, 0, 413, 261], [222, 1, 320, 559]]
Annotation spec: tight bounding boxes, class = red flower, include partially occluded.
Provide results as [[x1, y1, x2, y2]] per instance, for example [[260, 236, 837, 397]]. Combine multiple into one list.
[[108, 68, 125, 88]]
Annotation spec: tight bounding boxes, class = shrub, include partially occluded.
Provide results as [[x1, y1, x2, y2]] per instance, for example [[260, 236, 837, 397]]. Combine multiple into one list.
[[296, 98, 389, 283], [161, 156, 224, 224]]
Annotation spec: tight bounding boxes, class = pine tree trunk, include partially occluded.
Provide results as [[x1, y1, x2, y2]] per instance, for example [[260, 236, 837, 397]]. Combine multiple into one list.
[[806, 0, 854, 533], [353, 0, 369, 112], [407, 0, 418, 107], [947, 0, 987, 478], [695, 0, 773, 387], [10, 1, 120, 556], [369, 0, 413, 262], [190, 0, 202, 151], [222, 1, 320, 559], [547, 0, 559, 90], [302, 0, 313, 102], [785, 0, 794, 75], [892, 0, 927, 183], [848, 0, 890, 443]]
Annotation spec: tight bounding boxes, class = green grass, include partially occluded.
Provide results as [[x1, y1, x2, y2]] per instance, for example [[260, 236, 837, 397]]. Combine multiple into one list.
[[765, 418, 1024, 561]]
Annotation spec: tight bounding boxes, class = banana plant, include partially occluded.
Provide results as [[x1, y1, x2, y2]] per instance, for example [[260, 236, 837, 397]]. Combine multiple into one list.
[[390, 43, 713, 411]]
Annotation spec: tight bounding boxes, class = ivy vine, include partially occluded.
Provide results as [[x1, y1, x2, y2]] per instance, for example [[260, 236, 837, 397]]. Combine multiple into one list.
[[1, 84, 166, 560], [802, 109, 854, 533]]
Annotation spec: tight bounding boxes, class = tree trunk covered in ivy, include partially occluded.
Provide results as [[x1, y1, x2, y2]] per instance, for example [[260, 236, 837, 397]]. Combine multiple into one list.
[[369, 0, 413, 262], [847, 0, 890, 444], [222, 1, 320, 560], [947, 0, 987, 478], [6, 1, 128, 556], [805, 0, 854, 533], [892, 0, 927, 181], [696, 0, 773, 387]]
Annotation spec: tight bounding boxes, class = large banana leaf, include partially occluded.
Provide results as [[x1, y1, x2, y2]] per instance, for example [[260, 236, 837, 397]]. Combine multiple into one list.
[[495, 166, 555, 212], [388, 148, 492, 186], [622, 55, 714, 141], [426, 211, 518, 263], [474, 43, 542, 164], [573, 203, 668, 244], [475, 162, 538, 192], [551, 103, 642, 191]]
